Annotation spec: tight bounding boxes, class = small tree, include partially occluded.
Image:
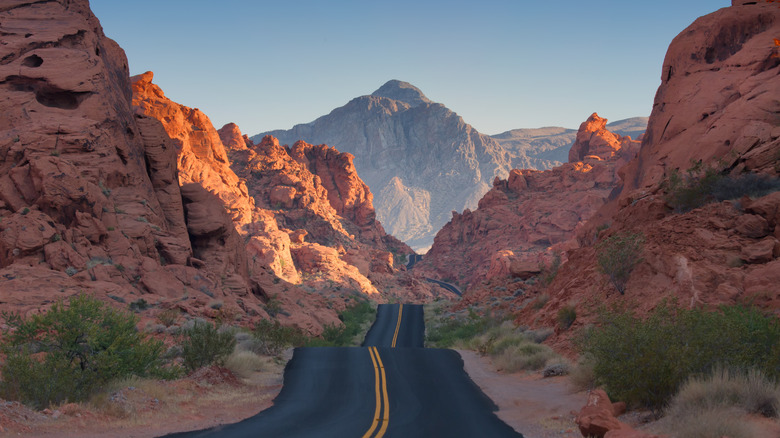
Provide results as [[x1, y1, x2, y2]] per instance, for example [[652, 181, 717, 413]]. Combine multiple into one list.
[[180, 320, 236, 371], [0, 294, 167, 408], [596, 232, 644, 294]]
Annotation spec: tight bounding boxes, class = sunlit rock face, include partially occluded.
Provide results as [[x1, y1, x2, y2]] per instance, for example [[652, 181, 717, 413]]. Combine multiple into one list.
[[254, 80, 513, 251], [0, 0, 271, 322]]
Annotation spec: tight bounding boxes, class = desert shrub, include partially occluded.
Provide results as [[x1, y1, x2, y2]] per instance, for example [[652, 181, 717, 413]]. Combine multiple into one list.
[[668, 367, 780, 419], [264, 298, 283, 317], [569, 355, 598, 391], [129, 298, 149, 312], [252, 319, 307, 356], [596, 232, 644, 294], [557, 304, 577, 330], [157, 308, 180, 327], [307, 300, 376, 347], [180, 321, 236, 371], [0, 294, 168, 409], [663, 366, 778, 438], [531, 293, 549, 310], [540, 252, 562, 286], [426, 311, 492, 349], [665, 406, 758, 438], [665, 163, 780, 213], [579, 303, 780, 413], [224, 350, 266, 379], [493, 342, 557, 372]]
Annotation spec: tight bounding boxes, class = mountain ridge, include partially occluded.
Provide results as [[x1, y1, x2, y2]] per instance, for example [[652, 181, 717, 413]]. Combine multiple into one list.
[[253, 81, 512, 251]]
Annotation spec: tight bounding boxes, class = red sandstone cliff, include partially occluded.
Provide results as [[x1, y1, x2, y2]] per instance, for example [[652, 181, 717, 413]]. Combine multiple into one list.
[[503, 1, 780, 347], [0, 0, 272, 323], [0, 1, 434, 337], [130, 72, 442, 324], [418, 113, 639, 299]]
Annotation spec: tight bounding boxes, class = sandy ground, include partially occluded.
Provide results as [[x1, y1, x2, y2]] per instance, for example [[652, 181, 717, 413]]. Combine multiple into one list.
[[0, 356, 289, 438], [457, 350, 586, 438]]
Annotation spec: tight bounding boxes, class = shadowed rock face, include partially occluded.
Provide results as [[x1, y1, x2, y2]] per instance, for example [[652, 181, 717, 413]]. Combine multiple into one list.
[[456, 2, 780, 353], [253, 80, 513, 251]]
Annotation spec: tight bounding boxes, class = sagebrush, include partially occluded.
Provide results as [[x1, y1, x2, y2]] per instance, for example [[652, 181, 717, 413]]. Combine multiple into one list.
[[578, 303, 780, 413], [0, 294, 171, 409], [180, 320, 236, 371], [596, 232, 644, 294]]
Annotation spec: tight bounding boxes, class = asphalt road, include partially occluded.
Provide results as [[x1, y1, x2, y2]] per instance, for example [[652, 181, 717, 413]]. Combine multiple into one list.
[[406, 254, 423, 269], [425, 278, 463, 296], [160, 304, 522, 438], [362, 304, 424, 348]]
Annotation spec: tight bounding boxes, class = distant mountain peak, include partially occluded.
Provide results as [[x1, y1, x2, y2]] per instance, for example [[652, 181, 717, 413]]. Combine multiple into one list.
[[371, 80, 431, 107]]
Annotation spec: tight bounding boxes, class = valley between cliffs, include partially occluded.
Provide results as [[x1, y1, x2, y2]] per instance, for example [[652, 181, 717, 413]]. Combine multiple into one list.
[[0, 0, 779, 437]]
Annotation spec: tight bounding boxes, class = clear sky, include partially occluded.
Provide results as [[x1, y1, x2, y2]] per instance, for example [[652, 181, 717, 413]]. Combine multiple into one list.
[[90, 0, 730, 136]]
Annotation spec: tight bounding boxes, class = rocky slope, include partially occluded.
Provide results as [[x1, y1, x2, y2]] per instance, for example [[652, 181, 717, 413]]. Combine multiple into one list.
[[254, 80, 513, 251], [0, 0, 272, 323], [130, 73, 446, 331], [0, 0, 443, 338], [491, 117, 648, 170], [417, 114, 640, 294], [452, 1, 780, 348]]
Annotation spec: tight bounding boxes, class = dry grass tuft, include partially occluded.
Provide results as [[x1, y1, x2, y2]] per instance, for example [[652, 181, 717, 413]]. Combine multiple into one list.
[[664, 367, 780, 438], [569, 356, 597, 392], [225, 350, 266, 380], [668, 367, 780, 419], [665, 406, 758, 438]]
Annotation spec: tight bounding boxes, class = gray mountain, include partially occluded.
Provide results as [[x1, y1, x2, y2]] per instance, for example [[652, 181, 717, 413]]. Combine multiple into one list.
[[253, 80, 512, 252], [491, 117, 648, 170]]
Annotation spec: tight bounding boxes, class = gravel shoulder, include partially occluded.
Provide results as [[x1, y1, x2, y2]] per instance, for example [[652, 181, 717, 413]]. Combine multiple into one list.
[[457, 349, 587, 438]]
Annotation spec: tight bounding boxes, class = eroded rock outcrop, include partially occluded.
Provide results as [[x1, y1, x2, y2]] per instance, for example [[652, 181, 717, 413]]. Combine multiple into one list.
[[0, 0, 269, 321], [417, 114, 639, 297], [506, 1, 780, 346]]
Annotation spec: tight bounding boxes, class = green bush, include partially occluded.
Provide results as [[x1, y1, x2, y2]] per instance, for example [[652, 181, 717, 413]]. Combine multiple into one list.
[[556, 305, 577, 330], [252, 319, 307, 356], [425, 311, 492, 349], [306, 300, 376, 347], [578, 303, 780, 413], [0, 294, 168, 409], [665, 163, 780, 213], [180, 321, 236, 371], [596, 232, 644, 294]]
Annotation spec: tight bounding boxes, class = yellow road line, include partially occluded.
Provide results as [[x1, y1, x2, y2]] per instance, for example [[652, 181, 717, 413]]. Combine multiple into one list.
[[362, 347, 381, 438], [362, 347, 390, 438], [391, 304, 404, 348], [375, 347, 390, 437]]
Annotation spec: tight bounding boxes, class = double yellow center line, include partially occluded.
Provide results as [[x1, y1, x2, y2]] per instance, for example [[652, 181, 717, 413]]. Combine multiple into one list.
[[363, 346, 389, 438], [363, 304, 404, 437], [391, 304, 403, 348]]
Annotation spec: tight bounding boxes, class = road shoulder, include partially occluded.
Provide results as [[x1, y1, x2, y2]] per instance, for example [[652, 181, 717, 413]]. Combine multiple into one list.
[[457, 349, 586, 438]]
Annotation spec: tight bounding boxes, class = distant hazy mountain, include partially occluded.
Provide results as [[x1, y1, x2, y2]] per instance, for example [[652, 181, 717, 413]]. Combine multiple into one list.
[[491, 117, 648, 170], [253, 80, 512, 252]]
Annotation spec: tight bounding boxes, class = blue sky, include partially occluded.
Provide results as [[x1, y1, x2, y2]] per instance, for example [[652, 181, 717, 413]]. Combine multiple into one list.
[[91, 0, 730, 136]]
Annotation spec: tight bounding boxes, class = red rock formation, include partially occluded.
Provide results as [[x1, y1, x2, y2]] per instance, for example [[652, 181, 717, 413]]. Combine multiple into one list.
[[217, 123, 252, 152], [507, 2, 780, 349], [417, 114, 639, 298], [132, 72, 254, 227], [575, 390, 656, 438], [619, 0, 780, 199], [0, 0, 270, 322]]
